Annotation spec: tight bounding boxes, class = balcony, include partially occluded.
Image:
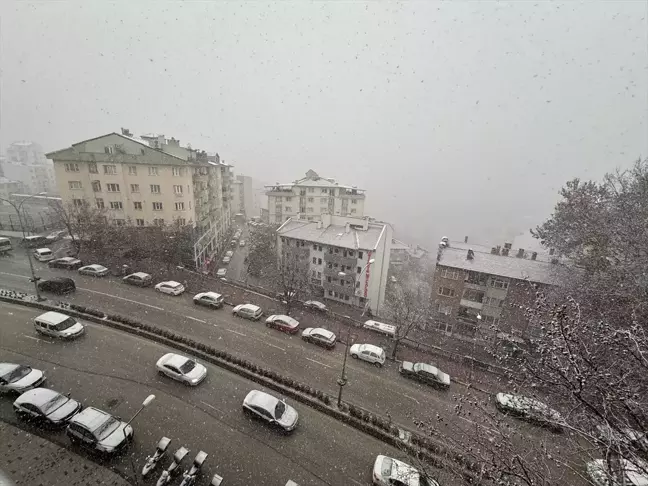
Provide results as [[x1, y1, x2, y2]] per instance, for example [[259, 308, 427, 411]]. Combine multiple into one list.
[[322, 280, 355, 296], [460, 298, 483, 310], [266, 186, 294, 195], [324, 252, 356, 268], [323, 265, 356, 281]]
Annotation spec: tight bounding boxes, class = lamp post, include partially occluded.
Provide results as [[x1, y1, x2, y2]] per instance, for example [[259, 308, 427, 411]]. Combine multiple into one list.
[[0, 193, 47, 301], [468, 314, 482, 381], [124, 394, 156, 439], [336, 325, 354, 408], [338, 258, 375, 316]]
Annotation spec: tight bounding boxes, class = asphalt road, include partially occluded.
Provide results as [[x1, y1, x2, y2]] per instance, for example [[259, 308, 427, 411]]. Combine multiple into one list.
[[0, 301, 425, 486]]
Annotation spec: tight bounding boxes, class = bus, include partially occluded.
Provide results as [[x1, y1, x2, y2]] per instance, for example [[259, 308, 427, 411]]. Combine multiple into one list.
[[0, 237, 13, 253]]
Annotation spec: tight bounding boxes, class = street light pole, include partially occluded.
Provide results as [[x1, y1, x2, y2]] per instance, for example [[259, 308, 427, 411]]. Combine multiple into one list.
[[124, 394, 156, 440], [337, 326, 352, 408]]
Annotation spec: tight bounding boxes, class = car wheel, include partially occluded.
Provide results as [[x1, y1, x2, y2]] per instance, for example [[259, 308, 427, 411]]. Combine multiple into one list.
[[351, 354, 358, 359], [266, 322, 271, 327], [374, 362, 382, 368]]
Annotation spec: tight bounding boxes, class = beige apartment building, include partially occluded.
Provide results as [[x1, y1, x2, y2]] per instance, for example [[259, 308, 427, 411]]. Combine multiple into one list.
[[265, 169, 365, 224], [46, 129, 233, 268]]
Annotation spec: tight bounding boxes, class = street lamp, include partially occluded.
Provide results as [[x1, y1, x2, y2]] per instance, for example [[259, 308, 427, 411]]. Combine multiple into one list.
[[337, 326, 354, 408], [124, 394, 156, 439], [0, 193, 47, 301], [468, 314, 482, 381]]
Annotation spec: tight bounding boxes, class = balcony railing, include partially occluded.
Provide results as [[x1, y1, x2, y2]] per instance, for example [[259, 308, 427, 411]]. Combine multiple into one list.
[[324, 252, 356, 268], [322, 281, 355, 296]]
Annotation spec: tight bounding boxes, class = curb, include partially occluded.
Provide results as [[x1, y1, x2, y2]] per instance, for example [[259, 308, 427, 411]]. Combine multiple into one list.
[[0, 292, 483, 483]]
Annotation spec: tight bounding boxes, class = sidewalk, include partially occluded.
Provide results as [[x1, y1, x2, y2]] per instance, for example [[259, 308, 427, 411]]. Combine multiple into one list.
[[0, 422, 131, 486]]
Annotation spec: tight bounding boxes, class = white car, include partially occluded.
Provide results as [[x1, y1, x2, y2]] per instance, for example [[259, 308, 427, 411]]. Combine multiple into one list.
[[303, 300, 327, 312], [372, 455, 439, 486], [495, 393, 564, 431], [242, 390, 298, 432], [587, 459, 648, 486], [349, 344, 386, 367], [222, 256, 231, 264], [33, 248, 54, 262], [232, 304, 263, 320], [239, 240, 246, 247], [193, 291, 224, 309], [78, 264, 109, 277], [217, 268, 227, 277], [156, 353, 207, 386], [0, 363, 46, 393], [225, 251, 234, 258], [155, 281, 185, 296]]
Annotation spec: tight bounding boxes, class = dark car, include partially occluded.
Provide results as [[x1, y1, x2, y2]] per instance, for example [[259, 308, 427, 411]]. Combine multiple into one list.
[[301, 327, 336, 349], [37, 277, 76, 294], [14, 388, 82, 427], [399, 361, 451, 389], [48, 257, 83, 270]]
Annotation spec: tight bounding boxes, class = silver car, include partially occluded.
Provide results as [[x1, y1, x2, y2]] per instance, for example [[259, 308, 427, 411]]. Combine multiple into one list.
[[242, 390, 298, 432], [156, 353, 207, 386], [13, 387, 82, 426], [66, 407, 133, 453], [372, 455, 439, 486], [0, 363, 46, 394], [495, 393, 564, 432], [349, 344, 386, 367], [78, 264, 109, 277]]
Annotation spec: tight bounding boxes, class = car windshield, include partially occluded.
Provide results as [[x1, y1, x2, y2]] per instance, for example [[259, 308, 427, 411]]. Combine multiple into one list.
[[53, 317, 77, 331], [179, 360, 196, 374], [42, 394, 69, 414], [94, 416, 120, 439], [381, 457, 393, 477], [274, 400, 286, 419], [2, 365, 31, 383]]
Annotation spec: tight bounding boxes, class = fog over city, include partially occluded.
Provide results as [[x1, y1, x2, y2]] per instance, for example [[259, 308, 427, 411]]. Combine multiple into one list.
[[2, 1, 647, 245]]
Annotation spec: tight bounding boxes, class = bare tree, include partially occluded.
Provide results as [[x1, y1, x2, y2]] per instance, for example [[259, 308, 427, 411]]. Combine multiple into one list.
[[276, 240, 311, 315]]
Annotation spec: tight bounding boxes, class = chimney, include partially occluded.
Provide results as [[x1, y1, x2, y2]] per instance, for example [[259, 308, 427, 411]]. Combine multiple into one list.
[[467, 249, 475, 260], [321, 212, 332, 229], [531, 252, 538, 261], [168, 137, 180, 147], [502, 248, 510, 256], [158, 134, 166, 147], [495, 245, 501, 255], [504, 242, 512, 250], [120, 127, 132, 137], [464, 236, 468, 243], [551, 258, 559, 264], [516, 248, 525, 258], [490, 247, 498, 255], [345, 222, 350, 234]]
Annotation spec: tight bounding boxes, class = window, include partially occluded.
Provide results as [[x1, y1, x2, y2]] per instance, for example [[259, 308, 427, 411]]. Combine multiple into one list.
[[312, 257, 317, 264], [490, 278, 510, 290], [148, 166, 158, 176], [318, 245, 322, 251], [285, 206, 292, 212], [177, 218, 186, 225], [150, 184, 161, 194], [359, 251, 364, 259], [130, 184, 139, 193], [136, 219, 145, 227], [318, 258, 322, 264], [107, 183, 120, 192], [308, 187, 314, 193], [328, 290, 333, 296], [350, 209, 357, 214], [72, 198, 84, 207], [357, 266, 362, 274], [152, 202, 163, 211], [438, 287, 456, 297], [128, 166, 137, 175], [348, 251, 354, 257], [64, 163, 79, 172], [88, 163, 98, 173], [68, 181, 82, 190], [110, 201, 123, 210], [466, 271, 488, 286], [439, 267, 461, 280], [172, 167, 183, 176], [462, 289, 485, 303], [286, 196, 292, 201], [174, 185, 183, 194], [95, 198, 104, 209], [313, 244, 317, 250], [317, 271, 322, 278], [484, 297, 503, 307], [153, 218, 164, 226], [308, 197, 314, 202], [89, 181, 100, 192], [321, 189, 328, 194], [482, 315, 500, 325], [175, 202, 185, 211], [103, 165, 117, 175], [104, 146, 114, 154], [114, 219, 125, 226], [133, 201, 142, 210], [351, 199, 357, 204], [307, 207, 314, 212]]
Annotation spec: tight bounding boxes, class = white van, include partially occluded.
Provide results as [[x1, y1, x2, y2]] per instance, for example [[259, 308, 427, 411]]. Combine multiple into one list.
[[363, 320, 397, 338], [34, 311, 85, 340], [33, 248, 54, 262]]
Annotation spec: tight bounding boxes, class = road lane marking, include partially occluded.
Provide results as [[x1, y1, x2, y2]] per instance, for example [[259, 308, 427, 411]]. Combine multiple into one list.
[[77, 288, 164, 311], [0, 271, 29, 279], [458, 416, 499, 435], [305, 357, 331, 368], [264, 342, 286, 351], [224, 329, 247, 337], [200, 401, 226, 415], [186, 316, 206, 323], [403, 394, 420, 404], [23, 335, 51, 344]]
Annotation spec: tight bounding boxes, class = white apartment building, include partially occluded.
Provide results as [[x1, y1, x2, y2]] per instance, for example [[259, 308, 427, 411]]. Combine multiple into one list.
[[277, 213, 392, 314], [0, 178, 25, 205], [231, 179, 244, 215], [1, 141, 57, 195], [265, 169, 365, 225], [46, 129, 233, 269]]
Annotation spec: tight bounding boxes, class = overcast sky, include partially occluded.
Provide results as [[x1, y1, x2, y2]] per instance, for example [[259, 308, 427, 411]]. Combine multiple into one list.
[[2, 1, 646, 246]]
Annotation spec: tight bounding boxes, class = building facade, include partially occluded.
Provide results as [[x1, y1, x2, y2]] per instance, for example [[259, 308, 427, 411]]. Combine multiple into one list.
[[265, 169, 365, 225], [46, 129, 233, 268], [0, 178, 25, 205], [1, 141, 57, 195], [277, 213, 392, 314]]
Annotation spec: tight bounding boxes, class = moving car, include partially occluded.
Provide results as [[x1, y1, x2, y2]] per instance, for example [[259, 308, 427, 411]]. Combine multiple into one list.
[[399, 362, 451, 389], [37, 277, 76, 294], [495, 393, 564, 432], [156, 353, 207, 386], [45, 230, 67, 243], [239, 239, 246, 247], [232, 304, 263, 320], [242, 390, 298, 432], [154, 280, 185, 296], [13, 387, 82, 426], [350, 344, 386, 367], [265, 315, 300, 334], [222, 256, 231, 264], [48, 256, 83, 270], [21, 235, 48, 248], [33, 311, 85, 339], [586, 458, 648, 486], [0, 363, 46, 393], [33, 248, 54, 262], [363, 320, 397, 338], [66, 407, 133, 453], [78, 264, 109, 277], [123, 272, 152, 287], [372, 455, 439, 486], [303, 300, 327, 312], [216, 268, 227, 277], [301, 328, 336, 349], [193, 291, 224, 309]]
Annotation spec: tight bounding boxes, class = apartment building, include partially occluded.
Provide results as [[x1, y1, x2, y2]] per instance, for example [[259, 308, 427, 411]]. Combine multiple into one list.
[[231, 179, 244, 215], [1, 141, 57, 194], [46, 129, 233, 268], [390, 238, 429, 267], [432, 239, 567, 338], [0, 178, 25, 204], [265, 169, 365, 224], [277, 213, 392, 314]]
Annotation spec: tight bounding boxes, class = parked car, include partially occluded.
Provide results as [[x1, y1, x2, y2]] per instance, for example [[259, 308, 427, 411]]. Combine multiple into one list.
[[48, 257, 83, 270], [596, 425, 648, 453], [586, 459, 648, 486], [45, 230, 67, 243], [154, 281, 185, 296], [495, 393, 564, 432], [349, 344, 386, 367], [21, 235, 48, 248], [363, 320, 397, 338], [33, 311, 85, 339], [33, 248, 54, 262], [37, 277, 76, 294], [216, 268, 227, 277], [232, 304, 263, 320], [242, 390, 298, 432], [230, 239, 238, 246], [399, 361, 451, 389], [66, 407, 133, 453], [156, 353, 207, 386], [372, 455, 439, 486], [222, 256, 231, 264], [0, 237, 13, 253], [225, 250, 234, 257], [303, 300, 327, 312], [239, 239, 246, 247], [193, 291, 224, 309], [0, 363, 46, 394], [123, 272, 152, 287], [301, 328, 336, 349], [78, 264, 109, 277], [13, 387, 82, 426], [265, 315, 300, 334]]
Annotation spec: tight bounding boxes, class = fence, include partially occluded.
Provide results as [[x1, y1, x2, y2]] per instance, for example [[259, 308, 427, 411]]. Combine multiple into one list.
[[0, 210, 62, 234]]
